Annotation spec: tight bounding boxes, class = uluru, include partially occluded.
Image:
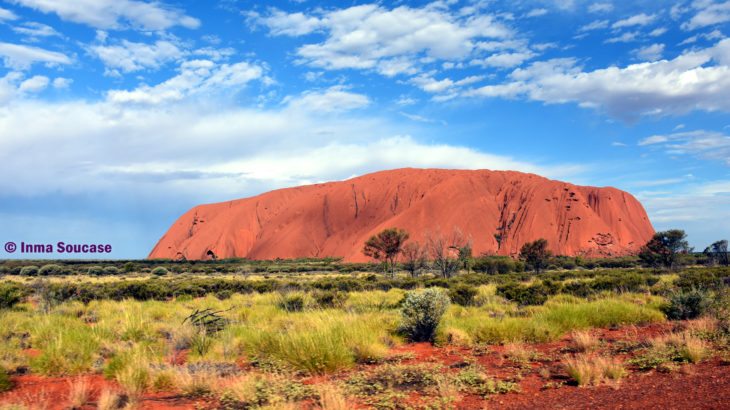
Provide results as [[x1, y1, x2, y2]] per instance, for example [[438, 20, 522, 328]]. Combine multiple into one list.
[[149, 168, 654, 261]]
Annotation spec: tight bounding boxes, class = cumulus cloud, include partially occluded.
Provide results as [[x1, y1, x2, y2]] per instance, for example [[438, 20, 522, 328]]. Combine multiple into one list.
[[8, 0, 200, 30], [90, 40, 184, 73], [683, 0, 730, 30], [17, 75, 49, 92], [248, 9, 323, 36], [11, 22, 61, 38], [0, 72, 62, 103], [253, 4, 513, 77], [284, 86, 371, 113], [588, 3, 614, 13], [0, 99, 582, 201], [463, 39, 730, 120], [0, 42, 72, 70], [579, 19, 609, 32], [639, 129, 730, 165], [0, 7, 17, 20], [612, 13, 657, 29], [633, 43, 665, 61], [106, 59, 269, 104], [526, 8, 548, 18]]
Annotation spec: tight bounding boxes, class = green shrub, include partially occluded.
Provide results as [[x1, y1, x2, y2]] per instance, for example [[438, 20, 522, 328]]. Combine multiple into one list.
[[151, 267, 169, 276], [19, 266, 39, 276], [496, 281, 556, 306], [215, 290, 233, 300], [314, 290, 348, 308], [400, 288, 450, 342], [0, 365, 11, 392], [0, 283, 23, 309], [449, 284, 478, 307], [87, 266, 104, 276], [38, 264, 65, 276], [676, 270, 722, 291], [278, 293, 305, 312], [663, 289, 712, 320], [103, 266, 120, 275]]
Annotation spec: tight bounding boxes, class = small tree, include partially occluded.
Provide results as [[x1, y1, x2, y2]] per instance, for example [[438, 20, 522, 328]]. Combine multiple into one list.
[[427, 228, 469, 278], [519, 239, 551, 274], [704, 240, 729, 266], [362, 228, 410, 277], [401, 242, 428, 278], [639, 229, 691, 269], [457, 243, 473, 274]]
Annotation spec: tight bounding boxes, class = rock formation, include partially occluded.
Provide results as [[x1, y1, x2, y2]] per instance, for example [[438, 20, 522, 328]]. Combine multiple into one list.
[[149, 168, 654, 261]]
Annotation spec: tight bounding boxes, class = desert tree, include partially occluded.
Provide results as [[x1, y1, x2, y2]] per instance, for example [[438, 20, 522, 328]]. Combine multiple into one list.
[[639, 229, 691, 269], [362, 228, 410, 277], [401, 242, 428, 278], [427, 228, 470, 278], [519, 238, 552, 274], [704, 240, 729, 266], [457, 243, 473, 274]]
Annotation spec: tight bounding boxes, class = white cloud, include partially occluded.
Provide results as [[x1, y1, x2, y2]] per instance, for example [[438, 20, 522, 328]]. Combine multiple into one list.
[[284, 86, 371, 113], [637, 180, 730, 246], [255, 4, 513, 76], [12, 22, 61, 38], [639, 130, 730, 165], [410, 74, 484, 94], [605, 31, 639, 43], [90, 40, 184, 73], [649, 27, 668, 37], [579, 20, 609, 32], [0, 7, 18, 20], [0, 99, 582, 200], [464, 39, 730, 120], [638, 135, 669, 145], [473, 51, 536, 68], [588, 3, 614, 13], [526, 8, 548, 18], [248, 10, 323, 36], [0, 42, 72, 70], [683, 0, 730, 30], [107, 59, 268, 105], [18, 75, 49, 92], [9, 0, 200, 30], [52, 77, 72, 89], [612, 13, 656, 29], [0, 72, 60, 103], [634, 43, 665, 61]]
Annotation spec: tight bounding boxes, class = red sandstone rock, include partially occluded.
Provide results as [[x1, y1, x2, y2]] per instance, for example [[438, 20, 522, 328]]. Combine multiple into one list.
[[149, 168, 654, 261]]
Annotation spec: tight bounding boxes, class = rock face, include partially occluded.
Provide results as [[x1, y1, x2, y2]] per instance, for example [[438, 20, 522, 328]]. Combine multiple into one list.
[[149, 168, 654, 261]]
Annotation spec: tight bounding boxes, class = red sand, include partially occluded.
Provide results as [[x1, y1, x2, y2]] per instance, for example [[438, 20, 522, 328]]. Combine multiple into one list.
[[149, 168, 654, 261]]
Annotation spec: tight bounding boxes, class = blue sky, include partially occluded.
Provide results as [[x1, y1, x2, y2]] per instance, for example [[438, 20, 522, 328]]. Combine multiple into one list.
[[0, 0, 729, 258]]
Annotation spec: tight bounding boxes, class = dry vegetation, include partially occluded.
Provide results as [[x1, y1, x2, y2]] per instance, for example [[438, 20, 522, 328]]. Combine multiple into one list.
[[0, 260, 728, 409]]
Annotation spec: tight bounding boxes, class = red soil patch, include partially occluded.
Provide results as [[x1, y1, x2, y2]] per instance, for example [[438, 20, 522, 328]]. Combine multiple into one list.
[[0, 375, 206, 410]]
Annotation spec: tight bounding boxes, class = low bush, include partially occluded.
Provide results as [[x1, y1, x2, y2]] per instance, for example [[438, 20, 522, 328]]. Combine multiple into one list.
[[313, 290, 348, 309], [277, 293, 306, 312], [663, 289, 712, 320], [449, 284, 478, 306], [38, 264, 66, 276], [0, 283, 23, 309], [19, 266, 39, 276], [564, 354, 625, 386], [151, 267, 169, 276], [496, 281, 556, 306], [0, 365, 11, 392], [400, 288, 450, 342]]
